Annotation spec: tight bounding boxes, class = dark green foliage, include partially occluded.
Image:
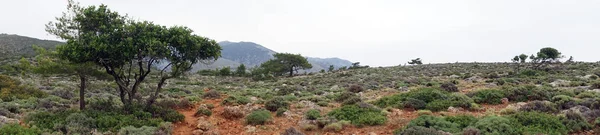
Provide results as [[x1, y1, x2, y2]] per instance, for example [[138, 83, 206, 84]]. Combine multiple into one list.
[[520, 69, 544, 77], [406, 115, 460, 133], [348, 84, 364, 93], [0, 75, 47, 102], [336, 92, 358, 102], [305, 109, 321, 120], [222, 95, 251, 106], [202, 90, 221, 99], [444, 115, 478, 129], [474, 116, 520, 135], [276, 108, 287, 117], [468, 89, 505, 104], [503, 85, 551, 102], [235, 64, 247, 76], [561, 111, 592, 133], [440, 83, 458, 92], [462, 127, 481, 135], [552, 95, 576, 110], [195, 108, 212, 117], [519, 100, 558, 113], [342, 96, 362, 105], [509, 112, 568, 135], [246, 109, 272, 125], [219, 67, 232, 76], [401, 98, 426, 110], [328, 105, 387, 126], [265, 97, 289, 112], [0, 124, 42, 135], [256, 53, 313, 76], [375, 88, 474, 111], [395, 126, 443, 135], [591, 81, 600, 89]]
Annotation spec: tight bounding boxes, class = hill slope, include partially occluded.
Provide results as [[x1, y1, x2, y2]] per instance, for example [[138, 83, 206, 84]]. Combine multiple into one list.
[[0, 34, 63, 59]]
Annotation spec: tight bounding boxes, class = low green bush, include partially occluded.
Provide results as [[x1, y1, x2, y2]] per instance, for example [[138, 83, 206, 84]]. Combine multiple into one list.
[[405, 115, 460, 133], [0, 124, 41, 135], [195, 108, 212, 117], [222, 95, 251, 106], [468, 89, 505, 104], [561, 111, 592, 133], [265, 97, 290, 112], [401, 98, 426, 110], [504, 85, 551, 102], [305, 109, 321, 120], [552, 95, 577, 110], [519, 100, 558, 113], [328, 105, 386, 126], [395, 126, 444, 135], [246, 109, 272, 125], [445, 115, 478, 129], [474, 116, 520, 135], [509, 112, 568, 135]]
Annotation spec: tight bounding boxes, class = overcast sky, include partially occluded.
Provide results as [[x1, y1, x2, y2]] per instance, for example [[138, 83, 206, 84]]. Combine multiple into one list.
[[1, 0, 599, 66]]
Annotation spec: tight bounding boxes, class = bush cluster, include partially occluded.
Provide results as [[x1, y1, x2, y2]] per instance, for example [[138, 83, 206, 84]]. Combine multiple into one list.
[[327, 105, 386, 126], [375, 88, 474, 111], [246, 109, 272, 125], [265, 97, 290, 112], [468, 89, 505, 104]]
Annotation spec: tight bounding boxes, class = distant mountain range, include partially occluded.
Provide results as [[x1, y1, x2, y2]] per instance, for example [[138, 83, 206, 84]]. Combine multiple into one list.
[[190, 41, 353, 72], [0, 34, 353, 72]]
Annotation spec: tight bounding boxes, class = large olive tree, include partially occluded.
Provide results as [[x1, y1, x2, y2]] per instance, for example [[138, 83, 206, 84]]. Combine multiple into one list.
[[47, 1, 221, 109]]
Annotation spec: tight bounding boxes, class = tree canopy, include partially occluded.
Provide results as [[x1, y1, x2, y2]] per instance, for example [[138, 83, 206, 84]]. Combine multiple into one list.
[[258, 53, 312, 76], [46, 0, 221, 109], [408, 58, 423, 65], [530, 47, 562, 63]]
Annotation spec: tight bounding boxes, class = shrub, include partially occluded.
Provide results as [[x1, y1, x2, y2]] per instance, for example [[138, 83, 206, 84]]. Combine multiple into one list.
[[417, 110, 433, 116], [276, 108, 287, 117], [425, 100, 453, 112], [576, 91, 599, 99], [462, 127, 481, 135], [222, 95, 251, 106], [335, 92, 358, 102], [519, 100, 558, 113], [509, 112, 568, 135], [265, 97, 290, 112], [118, 126, 158, 135], [323, 122, 343, 132], [341, 96, 362, 105], [305, 109, 321, 120], [468, 89, 505, 104], [395, 126, 444, 135], [0, 124, 41, 134], [374, 88, 449, 108], [440, 83, 458, 92], [246, 109, 272, 125], [300, 123, 318, 131], [406, 115, 460, 133], [504, 85, 550, 102], [591, 81, 600, 89], [202, 90, 220, 99], [328, 105, 387, 126], [561, 111, 592, 133], [0, 75, 47, 102], [65, 113, 95, 134], [222, 106, 244, 119], [445, 115, 478, 129], [281, 127, 305, 135], [401, 98, 426, 110], [195, 108, 212, 117], [474, 116, 519, 135], [552, 95, 577, 110], [348, 84, 364, 93]]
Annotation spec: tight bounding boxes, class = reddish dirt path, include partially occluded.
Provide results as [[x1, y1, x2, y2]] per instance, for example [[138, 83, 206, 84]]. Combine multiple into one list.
[[173, 103, 200, 135]]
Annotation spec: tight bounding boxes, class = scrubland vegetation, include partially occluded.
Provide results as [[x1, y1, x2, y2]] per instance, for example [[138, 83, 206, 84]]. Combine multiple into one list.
[[1, 1, 600, 135]]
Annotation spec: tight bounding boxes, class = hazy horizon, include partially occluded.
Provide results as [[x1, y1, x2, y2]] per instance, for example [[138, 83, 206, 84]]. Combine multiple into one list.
[[2, 0, 599, 66]]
